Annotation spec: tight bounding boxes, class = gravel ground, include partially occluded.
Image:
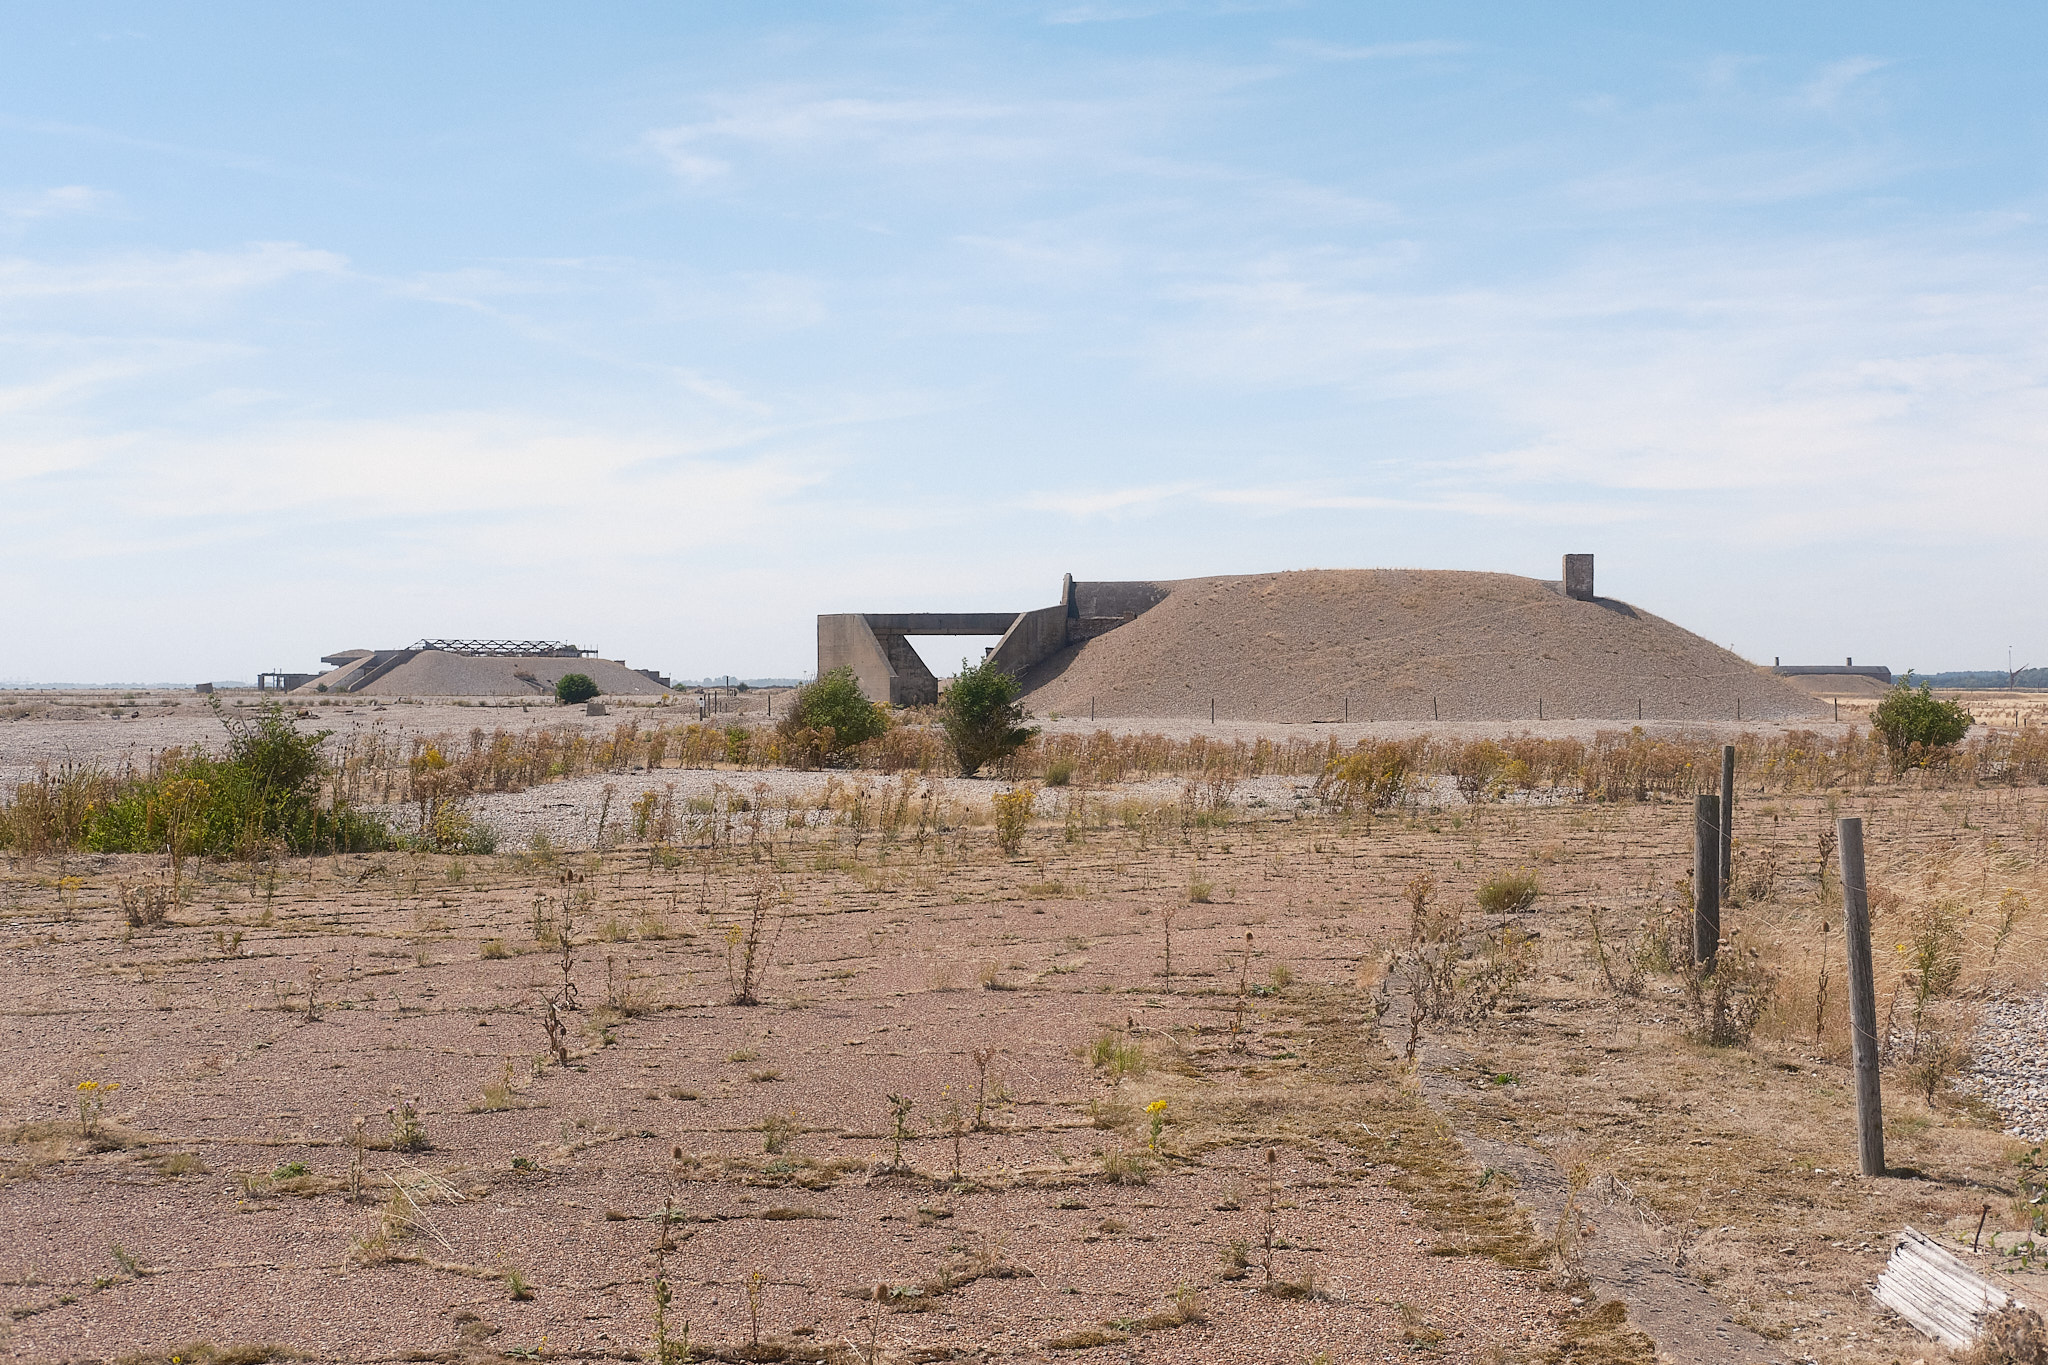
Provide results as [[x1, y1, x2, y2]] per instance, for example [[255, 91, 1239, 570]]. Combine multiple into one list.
[[375, 770, 1336, 850], [0, 693, 665, 788], [1962, 991, 2048, 1139], [376, 769, 1602, 851]]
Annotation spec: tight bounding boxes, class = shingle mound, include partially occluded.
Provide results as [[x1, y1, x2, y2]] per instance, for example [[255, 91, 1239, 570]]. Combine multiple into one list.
[[1019, 569, 1824, 723], [294, 651, 668, 698]]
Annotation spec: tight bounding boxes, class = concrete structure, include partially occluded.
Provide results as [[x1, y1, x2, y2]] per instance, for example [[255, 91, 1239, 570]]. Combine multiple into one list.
[[1772, 659, 1893, 683], [818, 575, 1168, 705], [1563, 554, 1595, 601], [257, 672, 319, 692]]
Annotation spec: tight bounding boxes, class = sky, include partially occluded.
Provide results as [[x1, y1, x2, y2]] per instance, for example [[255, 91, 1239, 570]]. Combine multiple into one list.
[[4, 3, 2047, 684]]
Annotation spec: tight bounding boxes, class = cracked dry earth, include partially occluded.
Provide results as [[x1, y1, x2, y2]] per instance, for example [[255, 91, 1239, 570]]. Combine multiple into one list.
[[4, 775, 2044, 1365]]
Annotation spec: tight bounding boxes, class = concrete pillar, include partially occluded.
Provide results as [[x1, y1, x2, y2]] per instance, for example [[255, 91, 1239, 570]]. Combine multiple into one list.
[[1563, 554, 1595, 601]]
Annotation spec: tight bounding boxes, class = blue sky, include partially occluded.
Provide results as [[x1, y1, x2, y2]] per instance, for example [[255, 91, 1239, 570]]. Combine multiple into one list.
[[5, 3, 2046, 683]]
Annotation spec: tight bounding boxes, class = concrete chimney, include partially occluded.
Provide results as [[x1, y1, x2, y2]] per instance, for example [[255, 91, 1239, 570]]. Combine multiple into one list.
[[1563, 554, 1594, 601]]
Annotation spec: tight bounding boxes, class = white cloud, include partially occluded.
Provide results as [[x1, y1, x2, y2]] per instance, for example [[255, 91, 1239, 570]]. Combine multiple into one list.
[[1133, 232, 2048, 542], [646, 94, 1062, 182], [1, 185, 113, 220], [1801, 56, 1888, 114], [0, 241, 344, 300], [0, 411, 840, 567], [1021, 481, 1201, 516]]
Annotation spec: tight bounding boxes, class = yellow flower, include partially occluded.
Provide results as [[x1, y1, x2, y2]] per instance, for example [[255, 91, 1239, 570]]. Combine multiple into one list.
[[1145, 1099, 1168, 1114], [78, 1081, 98, 1092]]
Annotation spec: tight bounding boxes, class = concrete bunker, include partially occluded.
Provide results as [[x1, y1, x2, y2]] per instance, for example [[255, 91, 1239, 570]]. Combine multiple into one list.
[[817, 575, 1167, 706]]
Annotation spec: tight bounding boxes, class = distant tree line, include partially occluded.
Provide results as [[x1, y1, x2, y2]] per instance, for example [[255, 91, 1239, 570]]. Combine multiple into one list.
[[1921, 669, 2048, 690]]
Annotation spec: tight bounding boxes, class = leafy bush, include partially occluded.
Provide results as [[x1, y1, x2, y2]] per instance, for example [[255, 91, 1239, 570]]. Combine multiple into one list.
[[775, 667, 889, 768], [0, 700, 393, 858], [1871, 677, 1973, 770], [940, 658, 1037, 778], [555, 673, 600, 705], [82, 700, 391, 858]]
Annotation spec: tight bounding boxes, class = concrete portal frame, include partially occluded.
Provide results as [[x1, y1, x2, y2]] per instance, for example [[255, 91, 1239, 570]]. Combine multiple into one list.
[[818, 574, 1165, 706]]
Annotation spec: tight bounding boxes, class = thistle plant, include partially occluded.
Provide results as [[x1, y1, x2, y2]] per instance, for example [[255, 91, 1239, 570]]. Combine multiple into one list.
[[745, 1267, 765, 1350], [652, 1199, 690, 1365], [886, 1094, 914, 1170], [970, 1047, 996, 1131], [388, 1097, 430, 1153], [943, 1087, 965, 1181], [540, 992, 571, 1067]]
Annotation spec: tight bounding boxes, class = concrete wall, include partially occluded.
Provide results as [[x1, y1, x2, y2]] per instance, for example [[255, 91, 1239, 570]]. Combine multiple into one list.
[[817, 574, 1172, 706], [816, 614, 898, 707], [879, 631, 941, 706], [988, 604, 1069, 679], [1073, 580, 1168, 618]]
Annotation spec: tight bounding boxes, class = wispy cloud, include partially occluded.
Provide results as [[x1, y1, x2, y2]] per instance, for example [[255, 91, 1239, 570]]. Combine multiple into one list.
[[1801, 56, 1888, 113], [1275, 38, 1468, 62], [1, 185, 113, 220], [0, 241, 344, 300]]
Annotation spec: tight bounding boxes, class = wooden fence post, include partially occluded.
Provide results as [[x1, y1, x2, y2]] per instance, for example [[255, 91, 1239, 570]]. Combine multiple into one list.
[[1838, 816, 1885, 1176], [1693, 793, 1720, 965], [1720, 744, 1735, 887]]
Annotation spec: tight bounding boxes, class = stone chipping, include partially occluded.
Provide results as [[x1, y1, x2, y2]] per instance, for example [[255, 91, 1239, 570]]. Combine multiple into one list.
[[1962, 990, 2048, 1140]]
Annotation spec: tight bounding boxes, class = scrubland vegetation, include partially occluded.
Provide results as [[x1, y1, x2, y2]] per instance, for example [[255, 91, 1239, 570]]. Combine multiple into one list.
[[3, 691, 2047, 1361]]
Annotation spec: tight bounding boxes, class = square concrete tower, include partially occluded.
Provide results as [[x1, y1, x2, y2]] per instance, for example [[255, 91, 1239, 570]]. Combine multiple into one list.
[[1563, 554, 1594, 601]]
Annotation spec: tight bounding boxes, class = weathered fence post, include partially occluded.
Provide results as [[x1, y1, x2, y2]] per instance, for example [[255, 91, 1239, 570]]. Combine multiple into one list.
[[1693, 793, 1720, 965], [1719, 744, 1735, 887], [1838, 816, 1885, 1176]]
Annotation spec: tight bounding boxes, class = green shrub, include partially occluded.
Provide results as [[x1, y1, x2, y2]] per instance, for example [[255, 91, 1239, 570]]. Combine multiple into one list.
[[940, 658, 1037, 778], [1871, 676, 1973, 770], [775, 667, 889, 768], [5, 699, 395, 858], [555, 673, 600, 705]]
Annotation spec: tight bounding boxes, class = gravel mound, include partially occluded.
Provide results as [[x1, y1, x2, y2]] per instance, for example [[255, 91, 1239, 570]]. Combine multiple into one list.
[[295, 651, 668, 697], [1021, 569, 1826, 723], [1962, 991, 2048, 1139]]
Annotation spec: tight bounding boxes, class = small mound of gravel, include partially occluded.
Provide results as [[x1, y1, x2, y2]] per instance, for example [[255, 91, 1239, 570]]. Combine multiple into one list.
[[1962, 991, 2048, 1139]]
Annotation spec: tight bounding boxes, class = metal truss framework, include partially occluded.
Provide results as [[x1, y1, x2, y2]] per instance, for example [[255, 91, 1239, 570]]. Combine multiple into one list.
[[410, 640, 594, 658]]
